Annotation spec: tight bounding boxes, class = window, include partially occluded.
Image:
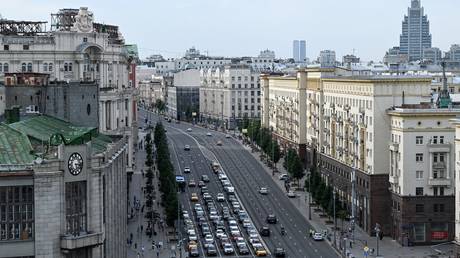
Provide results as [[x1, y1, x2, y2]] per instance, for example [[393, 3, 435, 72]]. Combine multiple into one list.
[[43, 63, 48, 72], [27, 63, 32, 72], [65, 181, 87, 235], [433, 204, 445, 213], [3, 45, 9, 50], [68, 62, 73, 72], [83, 37, 88, 43], [413, 223, 425, 242], [416, 170, 423, 179], [440, 136, 444, 144], [440, 187, 445, 196], [0, 186, 34, 241], [416, 153, 423, 162], [415, 204, 424, 213], [432, 136, 438, 144], [433, 187, 438, 196], [416, 136, 423, 145], [23, 45, 29, 50], [48, 63, 53, 72], [22, 63, 27, 72], [416, 187, 424, 196]]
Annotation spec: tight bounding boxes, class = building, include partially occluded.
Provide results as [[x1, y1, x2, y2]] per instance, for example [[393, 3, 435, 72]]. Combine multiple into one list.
[[3, 73, 99, 128], [0, 115, 128, 258], [399, 0, 432, 61], [251, 50, 276, 72], [261, 67, 434, 235], [446, 44, 460, 68], [200, 64, 260, 129], [319, 50, 337, 67], [138, 78, 165, 109], [452, 118, 460, 257], [422, 47, 442, 64], [0, 7, 137, 170], [384, 47, 409, 67], [293, 40, 307, 63], [388, 106, 458, 245], [260, 72, 307, 157], [342, 55, 360, 66], [167, 69, 200, 121]]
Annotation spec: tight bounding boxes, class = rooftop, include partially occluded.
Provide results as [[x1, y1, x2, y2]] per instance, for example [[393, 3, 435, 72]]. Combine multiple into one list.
[[0, 124, 35, 165]]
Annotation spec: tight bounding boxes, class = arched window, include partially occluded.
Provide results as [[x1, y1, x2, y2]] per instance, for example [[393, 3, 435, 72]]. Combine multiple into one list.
[[4, 63, 8, 72], [68, 62, 73, 72], [27, 63, 32, 72], [22, 63, 27, 72], [43, 63, 48, 72], [48, 63, 53, 72], [64, 63, 68, 72]]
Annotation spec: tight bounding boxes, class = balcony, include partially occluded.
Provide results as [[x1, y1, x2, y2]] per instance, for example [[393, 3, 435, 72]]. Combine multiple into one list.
[[427, 142, 451, 153], [428, 178, 452, 187], [61, 232, 104, 250], [433, 162, 446, 169], [389, 142, 399, 152]]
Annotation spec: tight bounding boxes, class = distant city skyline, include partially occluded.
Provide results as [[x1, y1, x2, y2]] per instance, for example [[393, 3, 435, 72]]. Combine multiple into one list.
[[1, 0, 460, 61]]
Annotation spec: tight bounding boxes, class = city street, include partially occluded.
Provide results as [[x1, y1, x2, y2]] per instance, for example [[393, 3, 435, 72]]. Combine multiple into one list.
[[147, 109, 338, 258]]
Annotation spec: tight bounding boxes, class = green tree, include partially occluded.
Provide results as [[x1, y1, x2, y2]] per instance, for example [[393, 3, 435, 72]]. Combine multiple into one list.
[[155, 100, 166, 113], [268, 141, 281, 164]]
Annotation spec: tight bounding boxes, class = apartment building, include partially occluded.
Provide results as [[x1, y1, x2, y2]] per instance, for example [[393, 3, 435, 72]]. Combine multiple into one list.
[[200, 64, 260, 129], [388, 106, 459, 245]]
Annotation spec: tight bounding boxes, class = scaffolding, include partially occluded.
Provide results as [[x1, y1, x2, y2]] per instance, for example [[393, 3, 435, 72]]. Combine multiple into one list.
[[50, 8, 79, 31], [0, 20, 47, 36]]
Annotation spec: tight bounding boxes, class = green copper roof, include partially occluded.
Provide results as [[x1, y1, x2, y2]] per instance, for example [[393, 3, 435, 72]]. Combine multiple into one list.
[[92, 134, 114, 154], [9, 115, 97, 145], [125, 44, 139, 58], [0, 124, 35, 165]]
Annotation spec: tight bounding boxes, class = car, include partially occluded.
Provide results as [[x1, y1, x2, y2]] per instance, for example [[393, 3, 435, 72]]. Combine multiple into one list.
[[206, 132, 212, 136], [274, 247, 286, 257], [188, 230, 197, 241], [217, 193, 225, 202], [204, 234, 214, 246], [218, 173, 227, 180], [203, 192, 212, 200], [201, 186, 209, 194], [313, 232, 324, 241], [194, 204, 202, 210], [189, 246, 199, 257], [207, 244, 217, 256], [201, 174, 210, 182], [190, 193, 199, 202], [225, 186, 235, 194], [188, 179, 196, 187], [197, 180, 205, 187], [215, 229, 226, 239], [237, 243, 250, 255], [260, 226, 270, 237], [259, 187, 268, 195], [279, 174, 289, 180], [266, 214, 277, 224], [287, 190, 296, 198], [216, 140, 223, 146], [184, 167, 191, 173], [225, 134, 231, 138], [223, 243, 235, 254], [202, 226, 211, 236], [184, 145, 191, 151], [242, 219, 252, 228], [187, 128, 193, 132], [255, 247, 267, 256]]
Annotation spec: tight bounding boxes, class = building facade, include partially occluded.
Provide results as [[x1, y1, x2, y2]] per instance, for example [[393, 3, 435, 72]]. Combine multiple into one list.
[[388, 107, 458, 245], [293, 40, 307, 63], [200, 65, 260, 129], [399, 0, 432, 61], [0, 7, 137, 170], [0, 115, 127, 258], [422, 47, 442, 64], [138, 78, 165, 109], [319, 50, 337, 67], [167, 69, 200, 121]]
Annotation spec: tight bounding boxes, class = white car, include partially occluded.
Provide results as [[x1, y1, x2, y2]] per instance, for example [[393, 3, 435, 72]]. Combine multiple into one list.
[[279, 174, 289, 180], [215, 229, 226, 239], [206, 132, 212, 136], [187, 128, 193, 132], [223, 243, 234, 254], [259, 187, 268, 195], [313, 232, 324, 241], [184, 167, 191, 173], [242, 219, 252, 228], [184, 145, 191, 151], [287, 191, 296, 198], [217, 193, 225, 202], [204, 234, 214, 247], [188, 230, 197, 241], [225, 134, 231, 138]]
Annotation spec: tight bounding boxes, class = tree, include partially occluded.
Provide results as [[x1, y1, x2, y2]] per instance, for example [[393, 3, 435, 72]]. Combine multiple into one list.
[[268, 141, 281, 164], [288, 153, 304, 184], [154, 100, 166, 113]]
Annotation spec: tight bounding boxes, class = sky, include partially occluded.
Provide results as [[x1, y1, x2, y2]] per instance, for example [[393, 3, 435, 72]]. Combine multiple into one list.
[[2, 0, 459, 61]]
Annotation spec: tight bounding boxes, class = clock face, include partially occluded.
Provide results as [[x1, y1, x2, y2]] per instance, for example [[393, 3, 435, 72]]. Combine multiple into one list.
[[68, 153, 83, 176]]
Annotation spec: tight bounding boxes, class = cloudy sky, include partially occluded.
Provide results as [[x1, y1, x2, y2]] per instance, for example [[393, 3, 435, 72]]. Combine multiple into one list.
[[2, 0, 459, 61]]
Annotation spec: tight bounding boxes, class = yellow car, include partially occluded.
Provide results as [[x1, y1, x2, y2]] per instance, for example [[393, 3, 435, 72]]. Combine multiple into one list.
[[255, 247, 267, 256], [190, 193, 199, 202]]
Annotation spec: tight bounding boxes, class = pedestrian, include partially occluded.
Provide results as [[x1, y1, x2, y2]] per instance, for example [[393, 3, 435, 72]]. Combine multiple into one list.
[[141, 225, 143, 232], [130, 233, 133, 240], [141, 245, 145, 253], [134, 243, 137, 249], [156, 251, 159, 258]]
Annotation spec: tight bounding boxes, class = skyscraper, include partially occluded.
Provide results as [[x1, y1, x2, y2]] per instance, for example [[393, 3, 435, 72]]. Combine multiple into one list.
[[293, 40, 306, 63], [399, 0, 432, 61]]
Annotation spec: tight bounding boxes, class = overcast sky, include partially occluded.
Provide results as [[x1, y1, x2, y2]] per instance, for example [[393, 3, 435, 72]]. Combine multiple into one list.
[[2, 0, 459, 61]]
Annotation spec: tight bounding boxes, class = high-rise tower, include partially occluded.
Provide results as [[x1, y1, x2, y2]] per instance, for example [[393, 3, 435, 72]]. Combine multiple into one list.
[[399, 0, 432, 61]]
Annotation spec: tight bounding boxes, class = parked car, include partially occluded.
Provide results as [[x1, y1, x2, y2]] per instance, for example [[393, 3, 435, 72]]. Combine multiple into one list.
[[287, 190, 296, 198], [278, 174, 289, 180], [313, 232, 324, 241]]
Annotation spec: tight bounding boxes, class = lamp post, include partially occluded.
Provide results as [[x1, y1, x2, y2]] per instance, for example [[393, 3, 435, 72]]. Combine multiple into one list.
[[333, 189, 337, 248], [375, 223, 381, 257], [307, 171, 312, 220]]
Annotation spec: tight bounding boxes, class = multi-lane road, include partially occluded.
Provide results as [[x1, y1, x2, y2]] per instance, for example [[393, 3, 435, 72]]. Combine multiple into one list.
[[139, 109, 337, 258]]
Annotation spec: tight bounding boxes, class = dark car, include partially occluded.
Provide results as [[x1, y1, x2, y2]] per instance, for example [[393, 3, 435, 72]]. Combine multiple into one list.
[[260, 226, 270, 237], [266, 214, 277, 224], [207, 244, 217, 256], [189, 246, 199, 257], [238, 244, 250, 255], [202, 174, 210, 182], [274, 247, 286, 257]]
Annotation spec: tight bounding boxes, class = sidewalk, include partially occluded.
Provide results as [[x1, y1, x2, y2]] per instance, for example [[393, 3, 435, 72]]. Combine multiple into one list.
[[127, 130, 185, 258], [238, 139, 450, 258]]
